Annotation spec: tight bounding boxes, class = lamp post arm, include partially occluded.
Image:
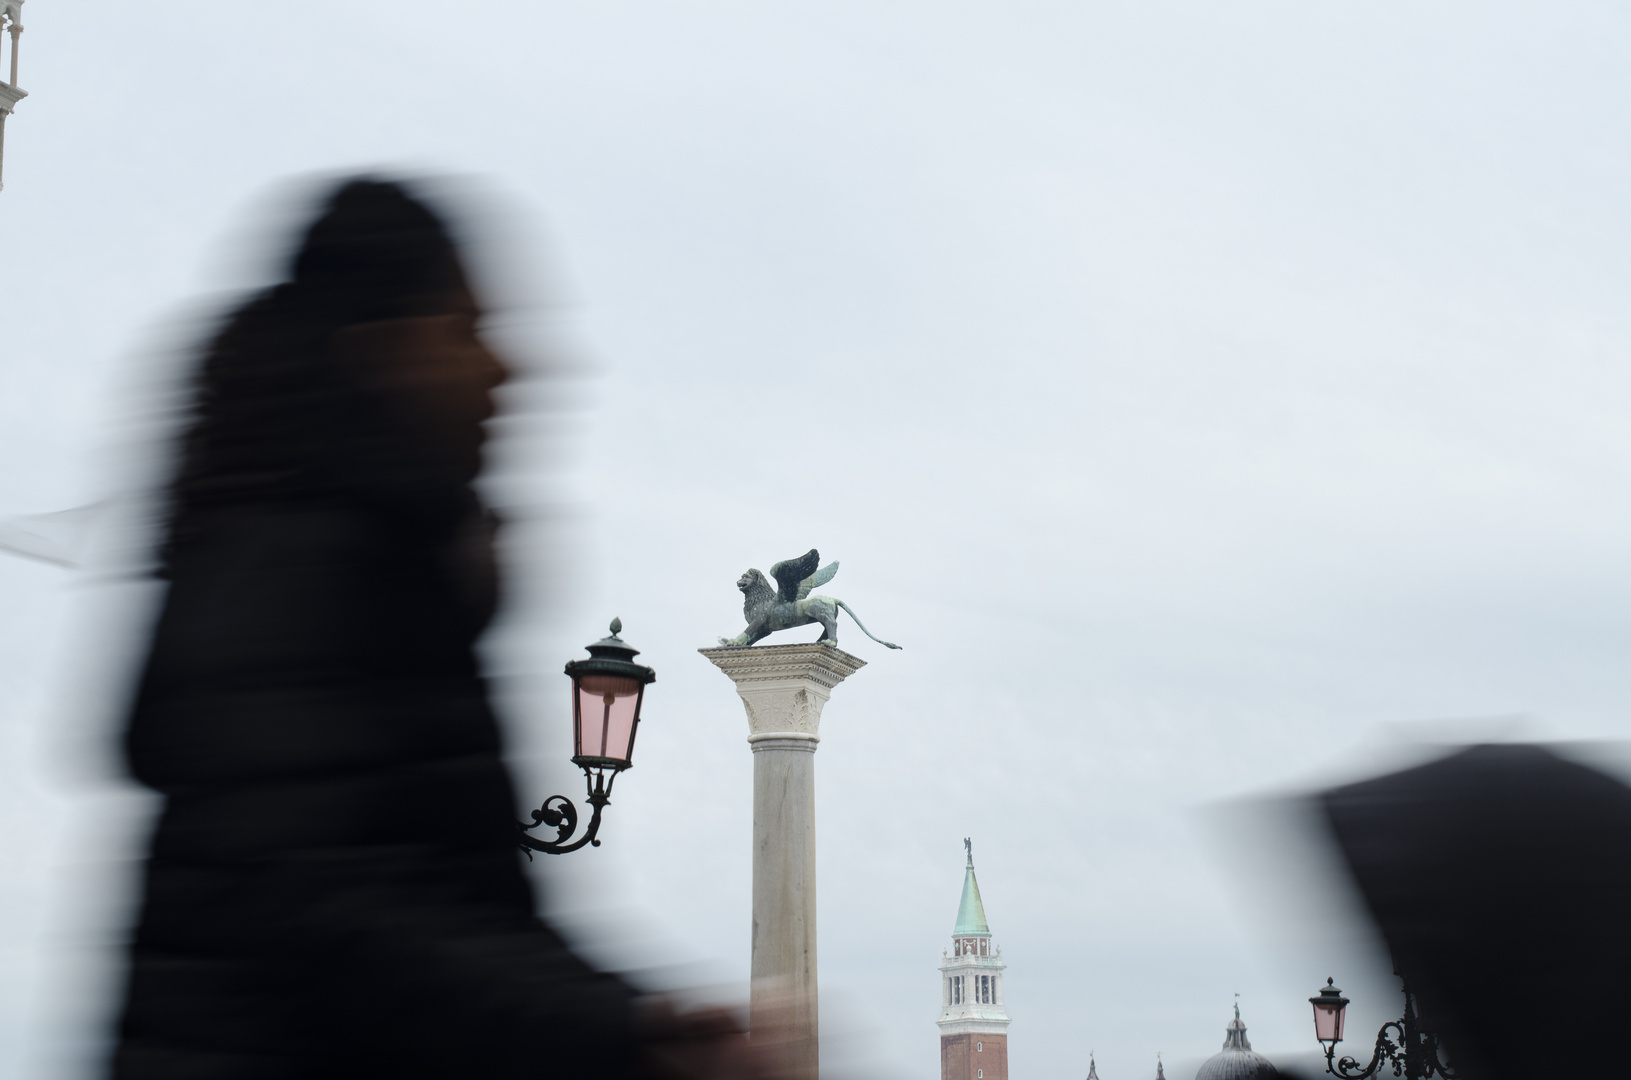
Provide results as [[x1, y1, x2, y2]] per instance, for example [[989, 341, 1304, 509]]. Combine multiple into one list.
[[1326, 1021, 1404, 1080], [517, 769, 613, 856]]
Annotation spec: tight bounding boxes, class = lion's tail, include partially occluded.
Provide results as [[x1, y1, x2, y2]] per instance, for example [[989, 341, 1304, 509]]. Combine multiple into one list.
[[835, 600, 903, 650]]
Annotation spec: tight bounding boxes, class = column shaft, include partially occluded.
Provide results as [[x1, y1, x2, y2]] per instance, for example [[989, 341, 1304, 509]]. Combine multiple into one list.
[[700, 643, 867, 1080], [751, 740, 818, 1080]]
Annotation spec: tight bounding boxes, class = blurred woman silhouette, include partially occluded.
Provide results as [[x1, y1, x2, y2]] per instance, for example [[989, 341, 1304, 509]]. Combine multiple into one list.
[[112, 179, 756, 1080]]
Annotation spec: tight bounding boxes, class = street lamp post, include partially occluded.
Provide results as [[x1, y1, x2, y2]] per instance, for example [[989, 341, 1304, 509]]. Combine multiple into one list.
[[0, 0, 25, 192], [1309, 978, 1459, 1080], [518, 618, 657, 856]]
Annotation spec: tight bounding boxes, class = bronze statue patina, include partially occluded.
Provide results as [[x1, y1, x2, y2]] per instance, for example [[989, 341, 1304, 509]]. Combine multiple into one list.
[[719, 549, 902, 650]]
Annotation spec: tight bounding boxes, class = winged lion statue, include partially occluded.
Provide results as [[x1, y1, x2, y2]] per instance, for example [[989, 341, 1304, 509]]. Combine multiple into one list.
[[718, 549, 902, 650]]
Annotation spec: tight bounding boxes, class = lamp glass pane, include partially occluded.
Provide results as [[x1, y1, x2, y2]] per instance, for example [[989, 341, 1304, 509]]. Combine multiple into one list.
[[574, 674, 643, 763], [1313, 1002, 1345, 1043]]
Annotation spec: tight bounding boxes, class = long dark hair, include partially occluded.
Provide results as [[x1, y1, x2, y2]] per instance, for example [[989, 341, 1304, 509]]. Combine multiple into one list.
[[162, 178, 474, 566]]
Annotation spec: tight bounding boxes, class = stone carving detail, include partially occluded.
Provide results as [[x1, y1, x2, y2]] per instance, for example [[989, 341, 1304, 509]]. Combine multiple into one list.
[[740, 682, 817, 735], [699, 643, 866, 739], [719, 549, 902, 651]]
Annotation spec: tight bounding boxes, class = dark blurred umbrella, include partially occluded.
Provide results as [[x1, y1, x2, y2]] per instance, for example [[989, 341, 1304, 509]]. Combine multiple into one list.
[[1322, 743, 1631, 1080]]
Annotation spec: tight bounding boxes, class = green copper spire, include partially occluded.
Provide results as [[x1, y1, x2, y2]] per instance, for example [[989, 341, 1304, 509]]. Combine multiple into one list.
[[954, 837, 991, 935]]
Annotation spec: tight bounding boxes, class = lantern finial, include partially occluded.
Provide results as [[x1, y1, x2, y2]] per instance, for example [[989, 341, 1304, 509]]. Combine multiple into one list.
[[609, 616, 622, 638]]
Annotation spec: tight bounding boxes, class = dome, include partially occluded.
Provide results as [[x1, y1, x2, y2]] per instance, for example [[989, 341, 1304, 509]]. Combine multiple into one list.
[[1193, 1005, 1278, 1080]]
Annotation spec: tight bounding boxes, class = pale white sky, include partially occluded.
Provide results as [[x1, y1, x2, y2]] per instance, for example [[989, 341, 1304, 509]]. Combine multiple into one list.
[[5, 3, 1631, 1079]]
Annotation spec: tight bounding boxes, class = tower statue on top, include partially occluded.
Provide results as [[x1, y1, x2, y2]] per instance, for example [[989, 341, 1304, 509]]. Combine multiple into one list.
[[719, 548, 902, 650]]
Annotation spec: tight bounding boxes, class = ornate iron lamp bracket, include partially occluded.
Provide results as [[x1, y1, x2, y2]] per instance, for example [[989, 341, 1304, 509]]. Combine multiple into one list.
[[1324, 982, 1459, 1080], [518, 766, 614, 857], [1325, 1020, 1403, 1080]]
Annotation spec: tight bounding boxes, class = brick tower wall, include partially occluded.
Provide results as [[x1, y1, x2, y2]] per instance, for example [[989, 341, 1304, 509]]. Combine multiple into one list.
[[941, 1033, 1007, 1080]]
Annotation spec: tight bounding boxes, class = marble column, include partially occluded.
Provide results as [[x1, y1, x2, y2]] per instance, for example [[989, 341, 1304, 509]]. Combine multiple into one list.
[[0, 83, 25, 193], [0, 3, 25, 194], [699, 643, 866, 1080]]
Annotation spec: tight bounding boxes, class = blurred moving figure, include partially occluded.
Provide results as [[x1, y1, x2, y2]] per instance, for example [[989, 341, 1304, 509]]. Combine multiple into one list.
[[113, 179, 759, 1079], [1323, 743, 1631, 1080]]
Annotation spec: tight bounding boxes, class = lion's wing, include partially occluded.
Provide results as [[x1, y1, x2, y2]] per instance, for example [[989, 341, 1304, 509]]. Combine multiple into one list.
[[770, 549, 821, 604], [797, 561, 839, 600]]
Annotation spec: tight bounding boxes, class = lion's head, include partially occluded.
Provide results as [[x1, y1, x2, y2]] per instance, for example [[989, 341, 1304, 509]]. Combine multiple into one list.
[[737, 568, 776, 614]]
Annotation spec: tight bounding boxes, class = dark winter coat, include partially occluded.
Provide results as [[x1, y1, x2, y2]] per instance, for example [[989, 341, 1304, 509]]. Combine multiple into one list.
[[112, 287, 637, 1078]]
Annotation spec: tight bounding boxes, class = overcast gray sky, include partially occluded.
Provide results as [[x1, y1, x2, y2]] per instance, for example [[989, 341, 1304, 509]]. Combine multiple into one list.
[[6, 3, 1631, 1079]]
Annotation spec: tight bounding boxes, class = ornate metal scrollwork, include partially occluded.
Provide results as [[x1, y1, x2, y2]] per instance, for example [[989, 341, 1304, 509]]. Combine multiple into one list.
[[517, 767, 613, 857], [1325, 982, 1458, 1080], [1327, 1020, 1402, 1079]]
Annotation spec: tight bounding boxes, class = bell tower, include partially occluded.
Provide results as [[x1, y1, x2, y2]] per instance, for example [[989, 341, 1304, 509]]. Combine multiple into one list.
[[938, 839, 1010, 1080]]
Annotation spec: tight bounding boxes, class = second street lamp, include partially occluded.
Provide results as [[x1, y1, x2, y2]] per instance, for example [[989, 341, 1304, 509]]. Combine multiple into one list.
[[1310, 979, 1348, 1047], [518, 618, 656, 856], [1309, 977, 1457, 1080]]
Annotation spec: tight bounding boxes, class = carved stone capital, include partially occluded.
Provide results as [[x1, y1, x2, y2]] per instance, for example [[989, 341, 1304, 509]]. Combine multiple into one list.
[[698, 643, 865, 741]]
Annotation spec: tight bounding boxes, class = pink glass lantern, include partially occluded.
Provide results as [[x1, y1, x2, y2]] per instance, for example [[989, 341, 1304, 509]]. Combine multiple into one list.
[[566, 618, 655, 771], [1310, 978, 1349, 1045]]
